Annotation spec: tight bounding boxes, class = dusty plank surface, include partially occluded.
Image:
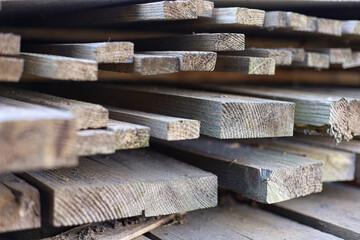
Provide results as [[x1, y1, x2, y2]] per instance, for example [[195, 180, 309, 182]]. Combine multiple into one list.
[[153, 137, 322, 204], [0, 86, 108, 130], [306, 48, 351, 65], [279, 48, 305, 62], [215, 55, 276, 74], [132, 33, 245, 51], [140, 51, 217, 71], [291, 52, 330, 69], [0, 174, 40, 233], [271, 184, 360, 240], [0, 56, 24, 82], [194, 0, 214, 18], [342, 20, 360, 36], [246, 139, 356, 182], [343, 51, 360, 69], [208, 7, 265, 27], [100, 54, 179, 75], [22, 149, 217, 227], [22, 52, 98, 80], [316, 18, 343, 36], [149, 202, 339, 240], [77, 129, 116, 156], [22, 42, 134, 63], [264, 11, 308, 29], [108, 107, 200, 141], [223, 48, 292, 65], [57, 84, 295, 139], [205, 85, 360, 142], [107, 119, 150, 150], [0, 96, 77, 173], [0, 32, 21, 55]]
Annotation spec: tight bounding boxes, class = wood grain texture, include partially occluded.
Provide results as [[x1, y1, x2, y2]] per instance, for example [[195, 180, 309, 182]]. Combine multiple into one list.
[[0, 56, 23, 82], [107, 119, 150, 150], [246, 139, 356, 182], [0, 86, 108, 130], [204, 85, 360, 142], [149, 203, 340, 240], [209, 7, 265, 27], [276, 48, 305, 62], [291, 52, 330, 69], [215, 55, 276, 74], [0, 32, 20, 55], [153, 137, 322, 204], [100, 54, 179, 75], [140, 51, 217, 71], [343, 51, 360, 69], [194, 0, 214, 18], [59, 84, 295, 139], [108, 107, 200, 141], [22, 42, 134, 63], [342, 20, 360, 36], [270, 184, 360, 240], [264, 11, 308, 29], [0, 97, 77, 173], [22, 52, 98, 80], [0, 174, 40, 233], [222, 48, 292, 65], [306, 48, 352, 65], [76, 129, 116, 156], [316, 18, 343, 36], [132, 33, 245, 51], [22, 149, 217, 226]]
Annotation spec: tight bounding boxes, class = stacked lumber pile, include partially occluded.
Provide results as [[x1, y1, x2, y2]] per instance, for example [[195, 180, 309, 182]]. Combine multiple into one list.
[[0, 0, 359, 239]]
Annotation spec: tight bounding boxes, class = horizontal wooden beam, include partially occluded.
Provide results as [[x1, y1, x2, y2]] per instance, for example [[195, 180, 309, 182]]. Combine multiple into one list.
[[0, 56, 23, 82], [0, 32, 20, 55], [215, 55, 276, 74], [76, 129, 116, 156]]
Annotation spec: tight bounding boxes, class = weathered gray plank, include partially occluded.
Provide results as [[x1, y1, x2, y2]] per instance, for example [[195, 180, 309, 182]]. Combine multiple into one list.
[[0, 32, 20, 55], [0, 56, 23, 82], [215, 55, 276, 74], [76, 129, 116, 156]]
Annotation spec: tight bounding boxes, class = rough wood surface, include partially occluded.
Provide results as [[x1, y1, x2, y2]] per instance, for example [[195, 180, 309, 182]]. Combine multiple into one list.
[[194, 0, 214, 18], [149, 201, 339, 240], [107, 119, 150, 150], [0, 86, 108, 130], [58, 84, 295, 139], [22, 149, 217, 226], [208, 7, 265, 27], [222, 48, 292, 65], [246, 139, 356, 182], [0, 174, 40, 233], [206, 85, 360, 142], [77, 129, 116, 156], [108, 107, 200, 141], [22, 42, 134, 63], [0, 32, 20, 55], [0, 56, 24, 82], [22, 52, 98, 80], [343, 51, 360, 69], [264, 11, 308, 29], [153, 137, 322, 204], [132, 33, 245, 51], [316, 18, 343, 36], [275, 48, 305, 62], [342, 20, 360, 36], [100, 54, 179, 75], [270, 184, 360, 240], [140, 51, 217, 71], [215, 55, 276, 74], [0, 97, 77, 173], [291, 52, 330, 69]]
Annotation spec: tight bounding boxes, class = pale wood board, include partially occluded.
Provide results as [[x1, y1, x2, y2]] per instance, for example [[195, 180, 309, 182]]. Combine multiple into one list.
[[0, 96, 77, 173], [0, 174, 40, 233], [215, 55, 276, 74], [264, 11, 308, 29], [108, 107, 200, 141], [0, 86, 108, 130], [343, 51, 360, 69], [0, 32, 20, 55], [342, 20, 360, 36], [76, 129, 116, 156], [291, 52, 330, 69], [152, 137, 322, 204], [194, 0, 214, 18], [0, 56, 24, 82]]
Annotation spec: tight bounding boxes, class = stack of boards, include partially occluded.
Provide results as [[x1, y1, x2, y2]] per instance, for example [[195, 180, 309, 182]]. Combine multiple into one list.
[[0, 0, 359, 239]]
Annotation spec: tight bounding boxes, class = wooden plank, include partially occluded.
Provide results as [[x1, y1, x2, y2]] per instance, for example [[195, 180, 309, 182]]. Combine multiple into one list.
[[316, 18, 343, 36], [215, 55, 276, 74], [270, 184, 360, 240], [208, 7, 265, 27], [0, 86, 108, 130], [204, 85, 360, 142], [306, 48, 352, 65], [132, 33, 245, 51], [152, 137, 322, 203], [108, 107, 200, 141], [52, 84, 295, 139], [149, 203, 340, 240], [0, 96, 77, 173], [0, 56, 23, 82], [43, 215, 175, 240], [291, 52, 330, 69], [22, 149, 217, 226], [194, 0, 214, 18], [139, 51, 217, 71], [22, 42, 134, 63], [343, 51, 360, 69], [0, 32, 20, 55], [264, 11, 308, 29], [0, 174, 40, 233], [22, 52, 98, 81], [76, 129, 116, 156], [100, 54, 179, 75], [221, 48, 292, 65], [342, 20, 360, 36], [275, 48, 305, 62], [107, 119, 150, 150], [245, 139, 356, 182]]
